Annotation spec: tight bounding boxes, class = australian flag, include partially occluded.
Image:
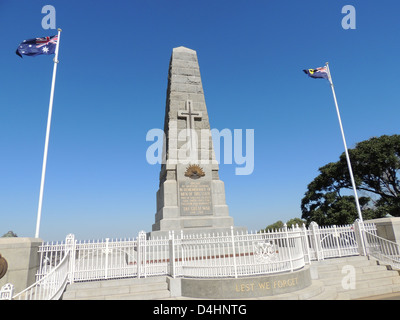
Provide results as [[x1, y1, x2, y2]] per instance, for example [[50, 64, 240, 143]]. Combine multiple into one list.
[[16, 35, 58, 58], [303, 66, 329, 79]]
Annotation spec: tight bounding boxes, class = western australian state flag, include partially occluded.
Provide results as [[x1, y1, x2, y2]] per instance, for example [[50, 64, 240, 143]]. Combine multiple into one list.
[[303, 66, 329, 79], [16, 35, 58, 58]]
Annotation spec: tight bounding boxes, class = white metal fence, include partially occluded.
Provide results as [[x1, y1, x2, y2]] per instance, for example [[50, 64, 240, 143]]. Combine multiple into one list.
[[304, 220, 378, 261], [364, 230, 400, 269], [172, 227, 306, 279], [33, 225, 308, 284], [3, 220, 397, 300], [8, 234, 74, 300]]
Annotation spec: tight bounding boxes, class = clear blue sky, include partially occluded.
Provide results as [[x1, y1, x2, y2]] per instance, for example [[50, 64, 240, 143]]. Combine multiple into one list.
[[1, 1, 399, 241]]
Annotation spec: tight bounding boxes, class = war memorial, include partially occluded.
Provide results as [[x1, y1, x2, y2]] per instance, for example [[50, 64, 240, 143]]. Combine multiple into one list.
[[1, 46, 400, 301], [150, 46, 243, 237]]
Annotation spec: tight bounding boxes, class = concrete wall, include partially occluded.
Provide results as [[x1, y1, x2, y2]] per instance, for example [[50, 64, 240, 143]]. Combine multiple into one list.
[[0, 237, 42, 294], [365, 217, 400, 245], [179, 267, 311, 299]]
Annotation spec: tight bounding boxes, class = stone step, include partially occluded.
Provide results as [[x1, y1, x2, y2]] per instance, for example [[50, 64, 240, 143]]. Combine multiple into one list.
[[335, 275, 400, 293], [314, 259, 378, 272], [62, 276, 170, 300], [321, 276, 400, 292], [60, 256, 400, 300], [307, 286, 338, 300], [317, 265, 389, 280], [285, 280, 324, 300], [307, 255, 400, 300], [357, 269, 399, 281], [68, 276, 167, 289], [105, 290, 171, 300], [63, 281, 168, 299], [318, 271, 399, 288], [336, 284, 400, 300], [314, 256, 369, 265], [257, 265, 400, 300], [66, 289, 171, 300]]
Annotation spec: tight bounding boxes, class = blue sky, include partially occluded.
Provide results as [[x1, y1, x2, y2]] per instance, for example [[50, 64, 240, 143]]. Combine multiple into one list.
[[1, 1, 399, 241]]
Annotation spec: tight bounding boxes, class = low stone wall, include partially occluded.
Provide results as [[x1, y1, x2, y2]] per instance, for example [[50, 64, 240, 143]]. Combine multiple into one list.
[[365, 217, 400, 245], [179, 266, 311, 299], [0, 237, 42, 294]]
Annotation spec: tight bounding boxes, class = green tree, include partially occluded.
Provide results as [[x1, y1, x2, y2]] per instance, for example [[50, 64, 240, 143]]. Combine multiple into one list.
[[1, 231, 17, 237], [263, 218, 306, 232], [286, 218, 306, 228], [264, 220, 284, 232], [301, 134, 400, 225]]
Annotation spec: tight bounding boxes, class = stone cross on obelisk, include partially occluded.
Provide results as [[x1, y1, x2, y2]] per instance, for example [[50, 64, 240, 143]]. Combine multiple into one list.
[[178, 100, 202, 152], [150, 47, 245, 237]]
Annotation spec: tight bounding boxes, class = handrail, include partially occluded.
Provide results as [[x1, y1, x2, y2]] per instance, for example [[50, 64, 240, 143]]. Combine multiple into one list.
[[363, 230, 400, 270], [12, 250, 70, 300]]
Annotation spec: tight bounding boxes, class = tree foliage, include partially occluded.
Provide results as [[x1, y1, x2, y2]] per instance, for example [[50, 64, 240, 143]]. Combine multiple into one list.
[[1, 231, 18, 237], [301, 135, 400, 225], [263, 218, 306, 232]]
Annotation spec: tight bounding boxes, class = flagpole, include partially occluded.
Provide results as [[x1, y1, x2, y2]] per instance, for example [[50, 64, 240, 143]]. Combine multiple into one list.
[[35, 28, 62, 238], [325, 62, 364, 224]]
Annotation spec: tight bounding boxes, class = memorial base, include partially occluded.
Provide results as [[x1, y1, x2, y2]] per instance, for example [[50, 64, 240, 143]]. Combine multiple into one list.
[[179, 267, 311, 299], [148, 226, 247, 239]]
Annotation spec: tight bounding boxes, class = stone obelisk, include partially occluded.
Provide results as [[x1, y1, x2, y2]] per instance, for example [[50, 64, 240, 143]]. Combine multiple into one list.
[[151, 47, 241, 237]]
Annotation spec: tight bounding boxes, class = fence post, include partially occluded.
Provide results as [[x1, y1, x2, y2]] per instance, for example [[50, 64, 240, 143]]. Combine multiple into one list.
[[169, 231, 176, 278], [136, 233, 140, 278], [230, 226, 238, 278], [310, 222, 323, 261], [65, 234, 76, 284], [0, 283, 14, 300], [301, 223, 311, 264], [104, 238, 110, 280], [333, 225, 342, 257], [137, 231, 147, 278], [284, 224, 294, 272], [354, 219, 367, 256]]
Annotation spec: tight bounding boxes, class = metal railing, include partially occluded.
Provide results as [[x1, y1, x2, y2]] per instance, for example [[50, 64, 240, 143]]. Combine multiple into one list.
[[12, 251, 70, 300], [7, 234, 74, 300], [2, 220, 393, 300], [172, 226, 306, 278], [304, 221, 377, 261], [364, 230, 400, 269]]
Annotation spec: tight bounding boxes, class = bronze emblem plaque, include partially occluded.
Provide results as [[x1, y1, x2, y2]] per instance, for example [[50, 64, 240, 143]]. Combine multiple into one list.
[[0, 254, 8, 280]]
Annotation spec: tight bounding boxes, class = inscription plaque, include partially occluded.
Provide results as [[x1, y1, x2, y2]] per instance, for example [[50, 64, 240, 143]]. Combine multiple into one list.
[[179, 180, 212, 216]]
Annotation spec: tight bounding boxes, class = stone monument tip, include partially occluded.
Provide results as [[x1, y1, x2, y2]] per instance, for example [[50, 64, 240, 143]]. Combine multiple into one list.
[[173, 46, 197, 54]]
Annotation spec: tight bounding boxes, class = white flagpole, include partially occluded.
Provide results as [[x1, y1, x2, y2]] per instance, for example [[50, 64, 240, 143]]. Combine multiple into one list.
[[35, 28, 62, 238], [325, 62, 364, 224]]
